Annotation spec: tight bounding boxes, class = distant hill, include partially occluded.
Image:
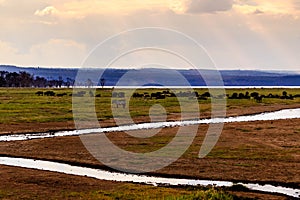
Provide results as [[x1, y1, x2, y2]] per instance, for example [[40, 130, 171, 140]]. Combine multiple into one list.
[[0, 65, 299, 86]]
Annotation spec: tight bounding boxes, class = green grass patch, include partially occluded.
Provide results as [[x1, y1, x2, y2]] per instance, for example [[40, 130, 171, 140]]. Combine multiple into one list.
[[60, 186, 239, 200], [0, 87, 299, 125]]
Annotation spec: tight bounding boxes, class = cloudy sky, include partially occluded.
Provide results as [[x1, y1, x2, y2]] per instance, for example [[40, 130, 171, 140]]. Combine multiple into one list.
[[0, 0, 300, 71]]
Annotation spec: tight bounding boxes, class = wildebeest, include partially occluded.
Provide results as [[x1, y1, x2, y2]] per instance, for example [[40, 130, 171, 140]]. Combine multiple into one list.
[[197, 96, 208, 100], [133, 93, 143, 98], [44, 91, 55, 96], [112, 92, 118, 98], [112, 92, 125, 98], [254, 95, 263, 103], [56, 93, 68, 97], [201, 92, 210, 98], [89, 91, 94, 97], [151, 92, 165, 99], [112, 99, 126, 108], [143, 92, 151, 99], [251, 92, 259, 98], [35, 91, 44, 96], [72, 91, 86, 97], [294, 94, 300, 98]]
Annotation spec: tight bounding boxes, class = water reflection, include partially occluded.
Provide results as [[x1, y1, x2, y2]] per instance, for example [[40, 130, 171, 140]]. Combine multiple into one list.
[[0, 156, 299, 198]]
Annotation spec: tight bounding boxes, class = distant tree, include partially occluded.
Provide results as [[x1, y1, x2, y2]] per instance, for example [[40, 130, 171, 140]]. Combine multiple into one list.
[[34, 76, 47, 88], [6, 72, 20, 87], [57, 76, 63, 88], [66, 77, 75, 88], [0, 71, 8, 87], [86, 78, 93, 88], [100, 78, 106, 88], [48, 79, 57, 88], [19, 71, 33, 87]]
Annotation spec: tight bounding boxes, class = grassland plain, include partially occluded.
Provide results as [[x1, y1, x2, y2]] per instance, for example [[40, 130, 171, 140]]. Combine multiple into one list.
[[0, 87, 300, 133], [0, 88, 300, 199]]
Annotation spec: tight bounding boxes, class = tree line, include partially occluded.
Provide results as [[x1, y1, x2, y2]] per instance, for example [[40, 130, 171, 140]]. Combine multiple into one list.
[[0, 71, 75, 88]]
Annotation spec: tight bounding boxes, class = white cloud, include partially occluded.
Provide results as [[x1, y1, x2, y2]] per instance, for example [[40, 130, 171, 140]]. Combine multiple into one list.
[[168, 0, 189, 14], [33, 0, 171, 19], [233, 0, 300, 16], [34, 6, 59, 17]]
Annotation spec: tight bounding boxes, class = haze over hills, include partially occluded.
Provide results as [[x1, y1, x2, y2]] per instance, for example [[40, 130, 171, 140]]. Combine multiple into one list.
[[0, 65, 299, 87]]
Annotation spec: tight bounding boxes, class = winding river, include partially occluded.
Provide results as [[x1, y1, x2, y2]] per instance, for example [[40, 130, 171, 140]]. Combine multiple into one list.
[[0, 156, 299, 198], [1, 108, 300, 142], [0, 108, 300, 198]]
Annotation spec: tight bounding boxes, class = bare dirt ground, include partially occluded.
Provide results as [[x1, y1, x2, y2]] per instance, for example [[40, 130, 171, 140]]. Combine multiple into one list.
[[0, 103, 299, 199]]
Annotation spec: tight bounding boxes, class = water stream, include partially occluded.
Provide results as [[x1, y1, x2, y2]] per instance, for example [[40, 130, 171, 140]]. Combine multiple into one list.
[[1, 108, 299, 142], [1, 108, 299, 198], [0, 156, 299, 198]]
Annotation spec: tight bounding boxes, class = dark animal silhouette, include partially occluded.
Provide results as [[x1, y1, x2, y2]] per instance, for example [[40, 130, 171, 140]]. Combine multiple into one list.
[[44, 91, 55, 96], [254, 96, 263, 103], [35, 91, 43, 96]]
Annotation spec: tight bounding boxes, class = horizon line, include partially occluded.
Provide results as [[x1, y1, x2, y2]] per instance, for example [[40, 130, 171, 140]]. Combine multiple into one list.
[[0, 64, 299, 74]]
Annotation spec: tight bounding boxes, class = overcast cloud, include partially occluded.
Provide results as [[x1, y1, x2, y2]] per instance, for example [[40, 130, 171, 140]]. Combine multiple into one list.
[[186, 0, 234, 13], [0, 0, 299, 72]]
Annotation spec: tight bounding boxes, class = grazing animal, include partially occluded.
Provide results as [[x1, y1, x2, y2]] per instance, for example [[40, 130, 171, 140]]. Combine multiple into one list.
[[44, 91, 55, 96], [198, 96, 208, 100], [150, 92, 166, 99], [112, 99, 126, 108], [35, 91, 43, 96], [89, 91, 94, 97], [133, 93, 143, 98], [143, 94, 151, 99], [156, 94, 165, 99], [56, 93, 68, 97], [112, 92, 125, 98], [72, 91, 86, 97], [254, 96, 263, 103]]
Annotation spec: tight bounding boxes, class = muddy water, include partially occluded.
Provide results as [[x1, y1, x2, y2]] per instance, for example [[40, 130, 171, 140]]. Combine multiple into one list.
[[0, 156, 299, 198], [1, 108, 299, 142]]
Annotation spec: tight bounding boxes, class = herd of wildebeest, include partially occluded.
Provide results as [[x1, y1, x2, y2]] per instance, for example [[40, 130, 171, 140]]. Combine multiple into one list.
[[35, 90, 300, 104]]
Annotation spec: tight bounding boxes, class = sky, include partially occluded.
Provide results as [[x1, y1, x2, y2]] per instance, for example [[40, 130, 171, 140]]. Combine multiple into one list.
[[0, 0, 300, 72]]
